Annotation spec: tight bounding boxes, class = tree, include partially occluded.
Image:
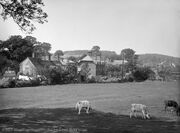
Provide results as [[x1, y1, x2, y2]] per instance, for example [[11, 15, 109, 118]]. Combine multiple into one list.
[[91, 45, 101, 62], [24, 36, 37, 45], [0, 0, 48, 33], [120, 48, 138, 72], [0, 55, 11, 75], [120, 48, 135, 61], [80, 63, 91, 82], [41, 42, 51, 53], [33, 42, 51, 58], [91, 45, 100, 52], [1, 35, 34, 62], [54, 50, 63, 61], [67, 56, 78, 63]]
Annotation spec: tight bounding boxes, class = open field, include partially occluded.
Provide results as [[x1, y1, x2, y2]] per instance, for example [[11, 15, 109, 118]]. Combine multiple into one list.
[[0, 81, 180, 132]]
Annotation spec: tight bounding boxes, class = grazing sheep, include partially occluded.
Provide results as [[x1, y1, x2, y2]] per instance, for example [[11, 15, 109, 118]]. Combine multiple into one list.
[[75, 100, 91, 115], [164, 100, 178, 112], [130, 103, 150, 119]]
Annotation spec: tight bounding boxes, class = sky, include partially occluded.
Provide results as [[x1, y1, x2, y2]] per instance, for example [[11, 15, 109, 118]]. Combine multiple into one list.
[[0, 0, 180, 57]]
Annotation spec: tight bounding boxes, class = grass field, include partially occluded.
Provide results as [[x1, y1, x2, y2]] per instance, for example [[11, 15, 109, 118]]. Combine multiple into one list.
[[0, 81, 180, 132]]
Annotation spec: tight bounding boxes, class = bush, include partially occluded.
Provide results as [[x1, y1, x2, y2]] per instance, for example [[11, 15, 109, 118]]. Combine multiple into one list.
[[87, 76, 96, 83], [16, 80, 32, 87], [0, 78, 16, 88], [133, 67, 153, 82], [30, 79, 40, 86]]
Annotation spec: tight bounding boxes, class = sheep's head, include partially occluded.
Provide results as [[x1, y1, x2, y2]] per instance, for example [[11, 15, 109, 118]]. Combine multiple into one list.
[[146, 114, 150, 119]]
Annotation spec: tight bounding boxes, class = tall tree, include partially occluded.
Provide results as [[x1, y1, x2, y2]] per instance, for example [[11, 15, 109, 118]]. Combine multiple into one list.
[[1, 35, 34, 62], [120, 48, 138, 73], [91, 45, 100, 52], [33, 42, 51, 58], [54, 50, 63, 61], [120, 48, 135, 61], [0, 0, 48, 33], [41, 42, 51, 53], [91, 45, 101, 62], [24, 36, 37, 45]]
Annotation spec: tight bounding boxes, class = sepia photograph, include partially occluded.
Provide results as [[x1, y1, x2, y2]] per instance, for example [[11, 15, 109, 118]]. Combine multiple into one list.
[[0, 0, 180, 132]]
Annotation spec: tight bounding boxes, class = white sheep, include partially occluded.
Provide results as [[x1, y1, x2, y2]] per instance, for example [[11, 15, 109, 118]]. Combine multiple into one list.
[[130, 103, 150, 119], [75, 100, 91, 115]]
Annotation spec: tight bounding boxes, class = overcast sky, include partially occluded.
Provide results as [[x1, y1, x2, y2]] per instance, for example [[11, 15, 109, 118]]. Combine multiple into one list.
[[0, 0, 180, 57]]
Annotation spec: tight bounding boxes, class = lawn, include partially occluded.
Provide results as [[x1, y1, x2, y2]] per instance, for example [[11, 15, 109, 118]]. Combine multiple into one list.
[[0, 81, 180, 132]]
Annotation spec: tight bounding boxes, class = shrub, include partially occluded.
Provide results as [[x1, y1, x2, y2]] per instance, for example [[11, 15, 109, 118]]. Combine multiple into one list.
[[133, 67, 153, 82], [16, 80, 32, 87], [0, 78, 16, 88], [30, 79, 40, 86], [87, 76, 96, 83]]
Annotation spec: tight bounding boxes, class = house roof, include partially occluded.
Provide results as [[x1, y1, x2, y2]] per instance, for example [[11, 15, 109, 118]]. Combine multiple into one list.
[[28, 57, 61, 69], [79, 55, 94, 62]]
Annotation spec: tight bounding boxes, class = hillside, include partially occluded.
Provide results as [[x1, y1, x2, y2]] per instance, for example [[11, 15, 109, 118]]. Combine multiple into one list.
[[138, 54, 180, 67]]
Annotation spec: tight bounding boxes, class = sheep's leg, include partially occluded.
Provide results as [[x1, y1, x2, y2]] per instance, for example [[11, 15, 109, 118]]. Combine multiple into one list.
[[130, 111, 133, 118], [78, 107, 81, 115], [142, 110, 146, 119], [130, 110, 134, 118], [86, 106, 89, 114], [134, 111, 137, 118]]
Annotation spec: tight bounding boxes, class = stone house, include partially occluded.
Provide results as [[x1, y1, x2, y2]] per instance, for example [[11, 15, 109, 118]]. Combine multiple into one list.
[[78, 55, 96, 81], [19, 57, 62, 77]]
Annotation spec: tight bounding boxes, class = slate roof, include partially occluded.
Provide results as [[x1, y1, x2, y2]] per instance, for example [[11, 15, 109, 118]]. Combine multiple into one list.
[[79, 55, 94, 62], [28, 57, 61, 69]]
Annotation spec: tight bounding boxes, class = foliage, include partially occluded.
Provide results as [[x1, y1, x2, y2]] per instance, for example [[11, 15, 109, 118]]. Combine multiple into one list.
[[54, 50, 63, 61], [68, 56, 77, 63], [33, 42, 51, 58], [45, 64, 78, 85], [0, 55, 11, 75], [65, 64, 77, 83], [120, 48, 135, 61], [105, 64, 121, 77], [96, 62, 106, 76], [0, 78, 16, 88], [0, 0, 48, 33], [120, 48, 138, 73], [15, 79, 40, 87], [0, 35, 34, 63], [133, 67, 153, 82], [90, 45, 101, 58], [91, 45, 100, 52], [79, 63, 91, 82], [157, 66, 172, 81], [87, 76, 96, 83]]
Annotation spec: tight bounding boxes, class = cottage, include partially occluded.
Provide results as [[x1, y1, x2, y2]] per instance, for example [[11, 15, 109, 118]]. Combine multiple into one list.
[[78, 55, 96, 81], [19, 57, 62, 77]]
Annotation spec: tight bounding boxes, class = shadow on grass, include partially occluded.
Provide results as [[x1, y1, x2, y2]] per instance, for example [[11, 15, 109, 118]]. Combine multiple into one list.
[[0, 108, 179, 133]]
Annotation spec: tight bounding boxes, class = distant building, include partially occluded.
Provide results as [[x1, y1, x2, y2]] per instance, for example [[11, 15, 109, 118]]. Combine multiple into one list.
[[78, 55, 96, 81], [19, 57, 62, 77]]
